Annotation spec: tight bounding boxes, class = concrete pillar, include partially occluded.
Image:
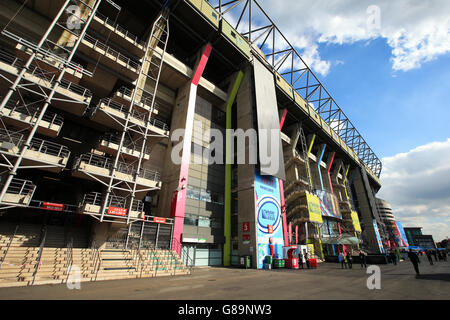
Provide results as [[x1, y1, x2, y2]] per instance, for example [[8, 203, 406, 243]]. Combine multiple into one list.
[[236, 67, 258, 267], [352, 166, 385, 254]]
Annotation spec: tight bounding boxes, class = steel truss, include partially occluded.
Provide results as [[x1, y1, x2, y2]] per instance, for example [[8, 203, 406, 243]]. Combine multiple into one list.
[[211, 0, 382, 177]]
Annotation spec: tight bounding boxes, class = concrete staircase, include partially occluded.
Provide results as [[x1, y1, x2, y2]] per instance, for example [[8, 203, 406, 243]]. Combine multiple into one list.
[[0, 245, 190, 287]]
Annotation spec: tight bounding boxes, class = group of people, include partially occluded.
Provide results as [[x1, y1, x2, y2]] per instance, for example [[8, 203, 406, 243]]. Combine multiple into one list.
[[424, 249, 447, 266], [298, 250, 310, 269], [406, 249, 448, 276], [338, 249, 368, 269]]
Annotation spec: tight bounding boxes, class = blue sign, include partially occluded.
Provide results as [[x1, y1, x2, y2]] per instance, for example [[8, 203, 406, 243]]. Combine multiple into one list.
[[255, 170, 284, 269], [373, 219, 385, 253], [395, 221, 409, 247]]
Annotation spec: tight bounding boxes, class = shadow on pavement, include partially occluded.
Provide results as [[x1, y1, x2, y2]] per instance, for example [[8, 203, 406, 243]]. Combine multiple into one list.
[[415, 274, 450, 282]]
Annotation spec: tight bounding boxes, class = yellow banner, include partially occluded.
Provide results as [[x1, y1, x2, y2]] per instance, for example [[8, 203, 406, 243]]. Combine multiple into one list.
[[351, 211, 362, 232], [306, 193, 323, 223]]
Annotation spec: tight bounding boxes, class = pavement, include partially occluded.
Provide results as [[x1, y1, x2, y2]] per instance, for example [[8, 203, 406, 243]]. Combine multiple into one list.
[[0, 259, 449, 300]]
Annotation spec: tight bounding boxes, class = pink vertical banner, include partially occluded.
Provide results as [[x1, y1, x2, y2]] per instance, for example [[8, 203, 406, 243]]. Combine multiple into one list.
[[289, 223, 292, 245], [295, 225, 299, 244]]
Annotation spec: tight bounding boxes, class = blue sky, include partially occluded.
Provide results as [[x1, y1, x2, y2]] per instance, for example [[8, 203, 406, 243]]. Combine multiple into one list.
[[317, 38, 450, 158]]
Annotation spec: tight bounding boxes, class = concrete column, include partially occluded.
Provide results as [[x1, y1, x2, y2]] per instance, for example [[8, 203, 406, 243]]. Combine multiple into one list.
[[352, 166, 385, 254], [236, 67, 258, 267]]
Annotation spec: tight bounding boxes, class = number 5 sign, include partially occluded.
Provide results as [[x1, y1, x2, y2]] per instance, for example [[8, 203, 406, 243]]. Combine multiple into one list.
[[243, 222, 250, 233]]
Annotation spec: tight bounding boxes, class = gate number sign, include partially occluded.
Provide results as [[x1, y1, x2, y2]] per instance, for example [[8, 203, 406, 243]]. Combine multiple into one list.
[[107, 207, 127, 217]]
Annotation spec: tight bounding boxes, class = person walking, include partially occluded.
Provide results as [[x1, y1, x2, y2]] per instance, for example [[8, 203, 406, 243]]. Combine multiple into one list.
[[304, 250, 310, 269], [346, 250, 353, 269], [443, 250, 447, 262], [408, 249, 421, 276], [432, 250, 438, 262], [339, 251, 347, 269], [425, 250, 434, 265], [390, 250, 397, 265], [298, 251, 304, 269], [359, 250, 367, 268]]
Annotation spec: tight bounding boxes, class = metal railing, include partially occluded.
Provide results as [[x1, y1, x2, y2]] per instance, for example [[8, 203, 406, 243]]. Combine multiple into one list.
[[171, 237, 194, 274], [117, 87, 163, 113], [131, 199, 144, 213], [82, 192, 127, 208], [1, 178, 36, 198], [0, 49, 92, 99], [77, 153, 162, 182], [83, 33, 141, 71], [0, 129, 70, 159], [99, 98, 169, 131], [100, 133, 150, 155], [91, 240, 101, 281], [31, 226, 47, 285], [0, 225, 19, 271], [1, 98, 64, 127], [65, 237, 74, 281], [95, 12, 146, 47]]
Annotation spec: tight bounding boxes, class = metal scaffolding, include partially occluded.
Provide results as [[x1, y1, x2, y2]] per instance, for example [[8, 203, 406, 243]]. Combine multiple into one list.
[[0, 0, 170, 226]]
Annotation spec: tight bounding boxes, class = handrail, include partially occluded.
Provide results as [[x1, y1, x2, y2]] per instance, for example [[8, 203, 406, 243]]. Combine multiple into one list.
[[171, 236, 193, 274], [100, 133, 150, 155], [0, 97, 65, 127], [83, 33, 141, 71], [0, 49, 92, 99], [91, 240, 101, 281], [66, 237, 74, 282], [0, 225, 19, 271], [31, 226, 47, 285], [95, 12, 146, 47], [99, 98, 169, 131], [77, 153, 162, 182], [1, 178, 36, 196], [0, 129, 70, 159]]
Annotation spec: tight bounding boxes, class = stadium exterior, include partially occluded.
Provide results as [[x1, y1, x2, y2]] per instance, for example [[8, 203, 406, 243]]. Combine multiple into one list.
[[0, 0, 386, 286]]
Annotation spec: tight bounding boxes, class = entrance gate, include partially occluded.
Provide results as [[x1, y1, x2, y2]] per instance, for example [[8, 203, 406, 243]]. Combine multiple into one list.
[[105, 216, 174, 250]]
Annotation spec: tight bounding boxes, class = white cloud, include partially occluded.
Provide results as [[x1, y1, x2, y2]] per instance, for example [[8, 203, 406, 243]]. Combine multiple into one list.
[[257, 0, 450, 74], [377, 139, 450, 242]]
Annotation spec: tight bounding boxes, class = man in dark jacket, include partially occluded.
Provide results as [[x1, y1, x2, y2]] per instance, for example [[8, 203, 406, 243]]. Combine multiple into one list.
[[304, 250, 310, 269], [432, 250, 438, 262], [346, 250, 353, 269], [408, 250, 421, 276], [390, 250, 397, 265], [359, 250, 367, 268], [298, 251, 304, 269], [425, 250, 434, 265]]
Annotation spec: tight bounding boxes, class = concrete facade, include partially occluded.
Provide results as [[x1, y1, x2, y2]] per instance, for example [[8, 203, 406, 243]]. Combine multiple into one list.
[[0, 0, 386, 272]]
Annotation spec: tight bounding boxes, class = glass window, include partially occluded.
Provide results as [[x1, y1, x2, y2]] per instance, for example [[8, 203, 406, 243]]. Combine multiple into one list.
[[198, 216, 211, 228], [187, 186, 200, 200], [200, 189, 211, 202], [184, 214, 198, 226]]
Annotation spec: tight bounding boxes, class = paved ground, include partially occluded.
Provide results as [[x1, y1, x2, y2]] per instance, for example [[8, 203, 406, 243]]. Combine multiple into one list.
[[0, 259, 449, 300]]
